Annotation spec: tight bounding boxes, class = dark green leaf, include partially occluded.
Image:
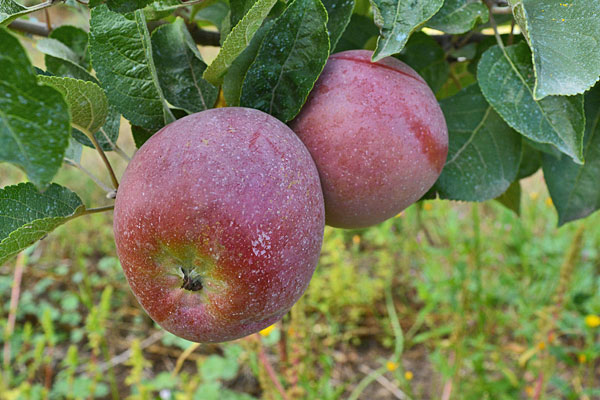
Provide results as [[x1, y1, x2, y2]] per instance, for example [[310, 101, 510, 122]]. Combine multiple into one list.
[[222, 19, 274, 106], [0, 183, 84, 265], [0, 28, 71, 189], [131, 124, 155, 148], [195, 1, 230, 31], [516, 140, 541, 179], [37, 76, 109, 136], [203, 0, 278, 86], [542, 83, 600, 225], [428, 0, 488, 34], [495, 180, 521, 216], [477, 43, 585, 163], [370, 0, 443, 61], [90, 5, 175, 131], [152, 18, 218, 113], [396, 31, 449, 94], [334, 13, 378, 52], [322, 0, 354, 51], [107, 0, 153, 13], [240, 0, 330, 122], [434, 84, 522, 201], [230, 0, 257, 28], [511, 0, 600, 99]]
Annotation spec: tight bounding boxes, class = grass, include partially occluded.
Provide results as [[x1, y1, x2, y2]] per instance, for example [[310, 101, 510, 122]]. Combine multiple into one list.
[[1, 133, 600, 400]]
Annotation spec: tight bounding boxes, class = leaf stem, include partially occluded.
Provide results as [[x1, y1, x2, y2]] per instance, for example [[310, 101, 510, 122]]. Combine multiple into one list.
[[99, 128, 131, 162], [82, 205, 115, 215], [79, 126, 120, 190]]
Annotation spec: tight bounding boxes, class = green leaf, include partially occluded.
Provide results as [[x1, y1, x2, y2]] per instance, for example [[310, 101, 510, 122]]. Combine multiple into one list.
[[542, 83, 600, 226], [427, 0, 488, 34], [322, 0, 354, 51], [203, 0, 278, 86], [195, 1, 230, 32], [434, 84, 522, 201], [90, 5, 175, 132], [64, 138, 83, 163], [517, 140, 541, 179], [38, 30, 121, 152], [48, 25, 91, 69], [107, 0, 153, 13], [396, 31, 449, 94], [151, 18, 218, 113], [477, 42, 585, 164], [334, 13, 378, 52], [38, 76, 109, 137], [130, 124, 154, 148], [512, 0, 600, 99], [0, 183, 84, 265], [239, 0, 330, 122], [72, 105, 121, 152], [0, 28, 71, 189], [39, 38, 97, 82], [230, 0, 257, 28], [370, 0, 443, 61], [0, 0, 49, 25], [495, 180, 521, 216], [222, 19, 274, 106]]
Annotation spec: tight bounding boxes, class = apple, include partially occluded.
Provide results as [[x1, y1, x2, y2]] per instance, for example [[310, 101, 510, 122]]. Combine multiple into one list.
[[113, 107, 325, 343], [290, 50, 448, 228]]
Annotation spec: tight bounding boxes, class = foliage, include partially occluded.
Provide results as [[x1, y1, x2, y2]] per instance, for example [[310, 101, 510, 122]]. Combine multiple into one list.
[[1, 0, 600, 396]]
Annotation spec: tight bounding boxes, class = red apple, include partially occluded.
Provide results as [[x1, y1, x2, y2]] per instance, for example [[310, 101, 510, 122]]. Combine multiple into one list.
[[113, 108, 325, 343], [290, 50, 448, 228]]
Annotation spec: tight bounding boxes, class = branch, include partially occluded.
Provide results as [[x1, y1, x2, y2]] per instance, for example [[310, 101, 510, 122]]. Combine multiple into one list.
[[8, 19, 51, 37], [10, 18, 221, 46]]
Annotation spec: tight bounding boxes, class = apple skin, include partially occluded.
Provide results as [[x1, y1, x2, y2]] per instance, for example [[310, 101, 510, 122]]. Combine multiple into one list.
[[113, 107, 325, 343], [289, 50, 448, 228]]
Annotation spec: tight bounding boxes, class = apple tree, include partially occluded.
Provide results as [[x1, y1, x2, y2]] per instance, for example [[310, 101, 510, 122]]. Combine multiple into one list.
[[0, 0, 599, 337]]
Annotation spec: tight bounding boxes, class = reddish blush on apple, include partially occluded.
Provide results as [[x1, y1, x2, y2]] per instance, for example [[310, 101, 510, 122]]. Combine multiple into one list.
[[113, 108, 325, 343], [290, 50, 448, 228]]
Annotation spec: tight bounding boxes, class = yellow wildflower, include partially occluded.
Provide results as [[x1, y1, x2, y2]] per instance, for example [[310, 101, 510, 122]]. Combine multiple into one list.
[[584, 315, 600, 328], [404, 371, 414, 381], [385, 361, 398, 371], [259, 324, 276, 337]]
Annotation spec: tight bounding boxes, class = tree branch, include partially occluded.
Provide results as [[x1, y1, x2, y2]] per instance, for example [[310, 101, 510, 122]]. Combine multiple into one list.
[[10, 18, 221, 46]]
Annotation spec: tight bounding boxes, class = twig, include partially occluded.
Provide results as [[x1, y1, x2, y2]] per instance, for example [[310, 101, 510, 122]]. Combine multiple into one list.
[[65, 158, 113, 193], [358, 365, 409, 400], [3, 252, 26, 370], [8, 19, 51, 36], [10, 18, 220, 46], [257, 337, 289, 400]]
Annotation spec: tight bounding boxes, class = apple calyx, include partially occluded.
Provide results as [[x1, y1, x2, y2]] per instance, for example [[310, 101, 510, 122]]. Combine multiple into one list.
[[181, 267, 203, 291]]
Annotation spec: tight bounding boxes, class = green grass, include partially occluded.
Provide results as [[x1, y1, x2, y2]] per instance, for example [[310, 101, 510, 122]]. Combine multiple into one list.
[[1, 145, 599, 399]]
